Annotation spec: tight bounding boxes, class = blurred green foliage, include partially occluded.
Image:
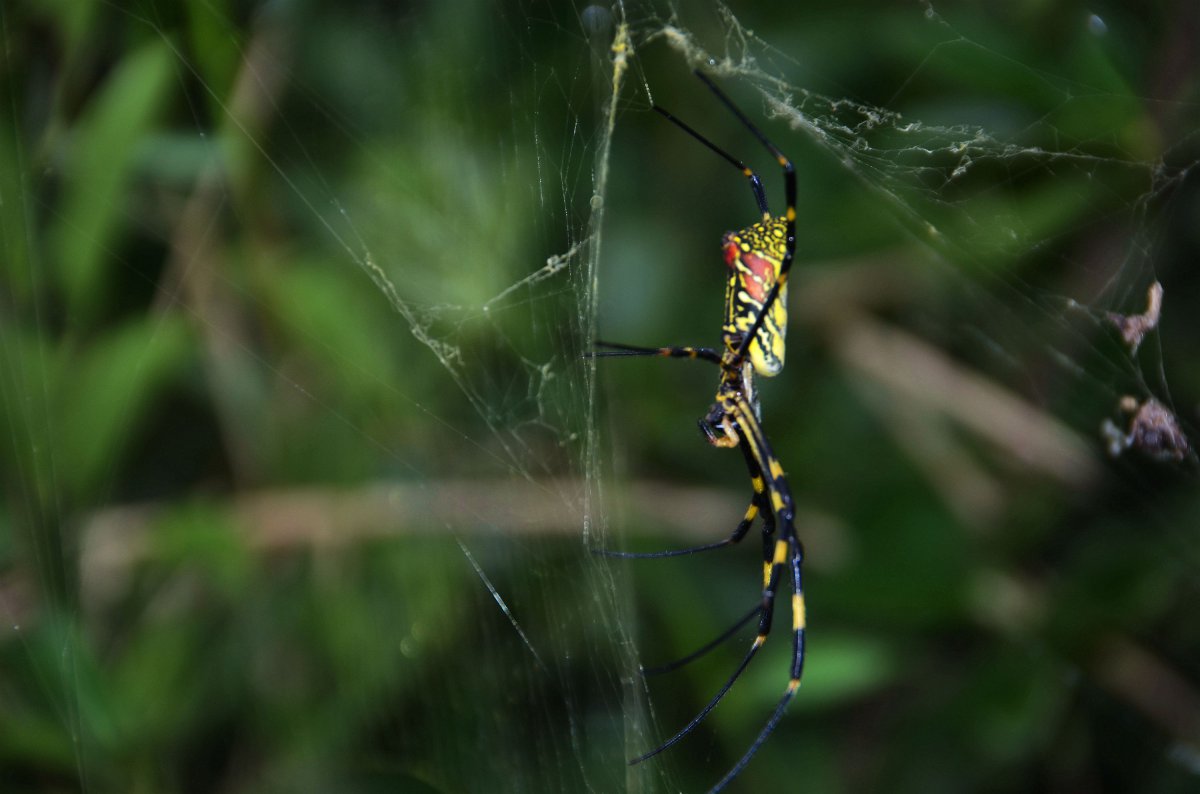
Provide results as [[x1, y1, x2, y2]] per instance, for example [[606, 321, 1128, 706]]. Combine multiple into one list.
[[2, 1, 1200, 793]]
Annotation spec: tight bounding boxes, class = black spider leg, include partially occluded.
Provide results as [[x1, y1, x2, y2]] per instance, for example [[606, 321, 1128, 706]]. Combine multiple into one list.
[[588, 340, 722, 366], [588, 342, 770, 559], [638, 439, 778, 677], [598, 446, 767, 559], [640, 603, 761, 677], [745, 436, 781, 591], [651, 105, 770, 217], [704, 395, 806, 794], [691, 70, 797, 371], [629, 406, 793, 769]]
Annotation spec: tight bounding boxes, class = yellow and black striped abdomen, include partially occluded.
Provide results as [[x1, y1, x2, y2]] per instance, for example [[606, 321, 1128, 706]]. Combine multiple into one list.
[[722, 217, 788, 377]]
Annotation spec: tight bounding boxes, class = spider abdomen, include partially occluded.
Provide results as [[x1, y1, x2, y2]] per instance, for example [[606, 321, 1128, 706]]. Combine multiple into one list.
[[722, 217, 789, 377]]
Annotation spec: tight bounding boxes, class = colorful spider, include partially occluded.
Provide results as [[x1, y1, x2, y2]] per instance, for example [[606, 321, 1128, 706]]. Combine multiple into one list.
[[594, 71, 804, 792]]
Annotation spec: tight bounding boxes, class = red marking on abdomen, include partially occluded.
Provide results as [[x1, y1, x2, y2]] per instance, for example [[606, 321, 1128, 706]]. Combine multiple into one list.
[[740, 252, 774, 303], [723, 241, 740, 268]]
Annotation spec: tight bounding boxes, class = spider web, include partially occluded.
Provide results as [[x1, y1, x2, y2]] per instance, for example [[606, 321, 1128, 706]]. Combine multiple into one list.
[[1, 1, 1199, 792]]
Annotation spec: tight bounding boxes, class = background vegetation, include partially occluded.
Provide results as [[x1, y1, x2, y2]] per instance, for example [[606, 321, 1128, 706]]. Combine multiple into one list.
[[2, 1, 1199, 792]]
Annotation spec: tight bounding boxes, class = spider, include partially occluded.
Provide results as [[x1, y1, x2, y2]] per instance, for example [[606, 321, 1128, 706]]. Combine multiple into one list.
[[593, 71, 805, 793]]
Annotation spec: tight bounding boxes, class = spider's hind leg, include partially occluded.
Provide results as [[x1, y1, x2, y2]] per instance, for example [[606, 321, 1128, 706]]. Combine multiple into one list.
[[635, 458, 776, 674], [595, 489, 761, 560], [628, 505, 788, 768]]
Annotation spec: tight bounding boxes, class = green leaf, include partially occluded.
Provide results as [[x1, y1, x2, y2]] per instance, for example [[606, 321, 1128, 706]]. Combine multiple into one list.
[[264, 260, 398, 396], [52, 39, 174, 327], [185, 0, 241, 110], [59, 316, 193, 501]]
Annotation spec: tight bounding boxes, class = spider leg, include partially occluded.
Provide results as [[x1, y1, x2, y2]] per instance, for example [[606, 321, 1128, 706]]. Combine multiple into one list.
[[599, 491, 762, 559], [709, 542, 804, 794], [640, 602, 762, 677], [597, 391, 772, 558], [587, 339, 751, 554], [630, 542, 786, 766], [594, 503, 754, 559], [651, 105, 770, 217], [700, 397, 806, 793], [630, 410, 796, 766], [746, 440, 780, 590], [639, 437, 778, 673], [588, 340, 722, 365]]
